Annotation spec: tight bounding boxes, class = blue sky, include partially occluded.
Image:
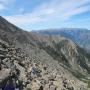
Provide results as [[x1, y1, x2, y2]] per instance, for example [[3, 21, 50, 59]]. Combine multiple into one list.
[[0, 0, 90, 31]]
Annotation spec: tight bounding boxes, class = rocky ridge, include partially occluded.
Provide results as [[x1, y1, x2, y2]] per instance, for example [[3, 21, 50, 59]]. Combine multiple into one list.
[[0, 16, 90, 90]]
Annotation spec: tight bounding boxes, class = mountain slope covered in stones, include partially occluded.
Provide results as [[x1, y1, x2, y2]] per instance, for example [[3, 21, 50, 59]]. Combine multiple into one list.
[[34, 28, 90, 53], [0, 16, 90, 90]]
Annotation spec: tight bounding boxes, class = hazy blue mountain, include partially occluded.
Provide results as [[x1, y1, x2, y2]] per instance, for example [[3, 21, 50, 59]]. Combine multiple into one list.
[[34, 28, 90, 53]]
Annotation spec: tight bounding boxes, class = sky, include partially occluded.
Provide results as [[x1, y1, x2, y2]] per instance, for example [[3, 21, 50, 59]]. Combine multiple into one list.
[[0, 0, 90, 31]]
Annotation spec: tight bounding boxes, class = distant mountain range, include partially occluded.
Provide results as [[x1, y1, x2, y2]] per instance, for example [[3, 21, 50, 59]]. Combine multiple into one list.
[[0, 16, 90, 90], [34, 28, 90, 53]]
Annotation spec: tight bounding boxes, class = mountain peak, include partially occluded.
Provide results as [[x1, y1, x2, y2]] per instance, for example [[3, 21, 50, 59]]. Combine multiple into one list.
[[0, 16, 21, 32], [0, 16, 10, 30], [0, 16, 4, 19], [0, 16, 8, 24]]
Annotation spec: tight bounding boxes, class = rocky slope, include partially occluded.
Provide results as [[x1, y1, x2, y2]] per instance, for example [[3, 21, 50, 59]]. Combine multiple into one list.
[[0, 16, 90, 90], [34, 28, 90, 53]]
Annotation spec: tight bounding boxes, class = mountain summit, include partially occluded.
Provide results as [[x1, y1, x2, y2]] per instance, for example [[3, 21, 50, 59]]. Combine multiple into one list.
[[0, 16, 90, 90]]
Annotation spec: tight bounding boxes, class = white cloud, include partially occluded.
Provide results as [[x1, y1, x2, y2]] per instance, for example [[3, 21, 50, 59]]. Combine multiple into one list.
[[64, 5, 90, 18], [5, 14, 42, 24], [0, 0, 15, 11], [4, 0, 90, 26]]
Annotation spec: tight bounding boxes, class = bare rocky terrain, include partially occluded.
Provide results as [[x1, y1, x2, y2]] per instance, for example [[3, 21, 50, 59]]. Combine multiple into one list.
[[0, 16, 90, 90]]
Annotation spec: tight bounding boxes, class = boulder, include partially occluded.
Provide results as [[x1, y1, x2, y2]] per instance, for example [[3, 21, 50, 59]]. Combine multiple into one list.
[[0, 69, 11, 83]]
